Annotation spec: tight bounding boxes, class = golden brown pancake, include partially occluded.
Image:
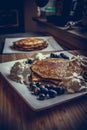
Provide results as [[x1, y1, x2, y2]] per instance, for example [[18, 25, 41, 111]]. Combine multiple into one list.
[[30, 72, 60, 85], [31, 58, 83, 80], [12, 38, 48, 51]]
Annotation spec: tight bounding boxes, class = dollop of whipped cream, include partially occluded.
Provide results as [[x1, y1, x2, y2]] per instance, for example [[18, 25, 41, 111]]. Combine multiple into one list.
[[10, 62, 31, 84], [71, 55, 87, 69], [35, 53, 47, 60], [60, 72, 87, 93]]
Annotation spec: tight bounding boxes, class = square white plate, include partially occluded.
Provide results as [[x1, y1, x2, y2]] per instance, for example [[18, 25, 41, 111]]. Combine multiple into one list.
[[0, 51, 87, 111], [3, 36, 63, 54]]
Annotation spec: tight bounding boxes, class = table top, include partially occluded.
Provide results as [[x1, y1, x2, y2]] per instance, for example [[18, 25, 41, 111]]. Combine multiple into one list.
[[0, 50, 87, 130]]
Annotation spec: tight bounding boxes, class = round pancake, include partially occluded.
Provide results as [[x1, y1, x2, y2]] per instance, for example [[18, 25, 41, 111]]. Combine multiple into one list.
[[13, 38, 48, 51], [31, 58, 83, 80]]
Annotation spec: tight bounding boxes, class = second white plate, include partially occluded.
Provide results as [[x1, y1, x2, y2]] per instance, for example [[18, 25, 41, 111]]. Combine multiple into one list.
[[3, 36, 63, 54]]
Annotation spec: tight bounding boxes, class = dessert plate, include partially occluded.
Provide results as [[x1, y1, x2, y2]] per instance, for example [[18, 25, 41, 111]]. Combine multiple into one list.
[[3, 36, 63, 53], [0, 51, 87, 111]]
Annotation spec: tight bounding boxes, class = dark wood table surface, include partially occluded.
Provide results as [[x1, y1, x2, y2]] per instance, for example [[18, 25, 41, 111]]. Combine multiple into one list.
[[0, 50, 87, 130]]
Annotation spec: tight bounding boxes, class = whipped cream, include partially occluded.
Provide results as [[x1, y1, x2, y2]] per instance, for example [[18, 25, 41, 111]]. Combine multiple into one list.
[[60, 72, 87, 93], [10, 53, 47, 84], [10, 62, 31, 84], [35, 53, 47, 60], [71, 55, 87, 69]]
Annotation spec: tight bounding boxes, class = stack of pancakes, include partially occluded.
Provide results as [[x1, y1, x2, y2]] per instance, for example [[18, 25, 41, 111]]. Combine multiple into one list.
[[12, 38, 48, 51], [30, 58, 83, 85]]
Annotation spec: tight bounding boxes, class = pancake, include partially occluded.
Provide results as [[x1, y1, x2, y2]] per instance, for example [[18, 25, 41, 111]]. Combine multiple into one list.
[[31, 58, 83, 80], [30, 72, 60, 85], [12, 38, 48, 51]]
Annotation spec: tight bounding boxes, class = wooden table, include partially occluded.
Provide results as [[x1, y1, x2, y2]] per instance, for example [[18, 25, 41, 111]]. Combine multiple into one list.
[[0, 50, 87, 130]]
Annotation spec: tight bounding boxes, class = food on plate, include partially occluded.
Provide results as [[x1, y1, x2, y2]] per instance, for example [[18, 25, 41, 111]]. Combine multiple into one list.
[[60, 72, 87, 93], [82, 71, 87, 82], [50, 52, 70, 59], [35, 52, 47, 60], [30, 72, 60, 85], [31, 57, 83, 80], [29, 82, 65, 100], [12, 38, 48, 51], [30, 53, 87, 95], [10, 62, 31, 84], [9, 52, 87, 101]]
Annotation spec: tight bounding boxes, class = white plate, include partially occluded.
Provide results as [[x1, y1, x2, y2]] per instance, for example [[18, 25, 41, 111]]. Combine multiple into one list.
[[0, 51, 87, 111], [3, 36, 63, 54]]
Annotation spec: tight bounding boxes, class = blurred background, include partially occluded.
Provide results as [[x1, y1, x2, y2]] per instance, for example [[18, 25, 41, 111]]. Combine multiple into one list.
[[0, 0, 87, 34]]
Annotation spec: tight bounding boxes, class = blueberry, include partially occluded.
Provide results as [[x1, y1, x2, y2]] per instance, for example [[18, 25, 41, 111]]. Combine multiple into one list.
[[58, 87, 65, 95], [29, 82, 36, 91], [39, 85, 45, 89], [82, 71, 87, 82], [29, 82, 36, 86], [60, 53, 69, 59], [40, 87, 48, 95], [45, 84, 51, 90], [56, 55, 62, 58], [36, 82, 41, 87], [54, 54, 60, 58], [50, 53, 55, 58], [83, 74, 87, 79], [50, 53, 61, 58], [34, 87, 41, 95], [38, 93, 45, 100], [48, 89, 57, 98], [45, 85, 53, 90], [83, 71, 87, 77], [52, 86, 61, 94], [25, 58, 34, 64]]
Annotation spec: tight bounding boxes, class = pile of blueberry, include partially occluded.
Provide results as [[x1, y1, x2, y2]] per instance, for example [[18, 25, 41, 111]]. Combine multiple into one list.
[[28, 82, 65, 100], [50, 53, 70, 59], [82, 71, 87, 82]]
